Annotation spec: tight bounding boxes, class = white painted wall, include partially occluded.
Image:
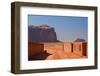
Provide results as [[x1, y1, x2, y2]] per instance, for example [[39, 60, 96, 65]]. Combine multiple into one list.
[[0, 0, 100, 76]]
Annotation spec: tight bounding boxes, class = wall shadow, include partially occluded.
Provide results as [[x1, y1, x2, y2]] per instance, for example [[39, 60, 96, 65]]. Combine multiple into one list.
[[28, 50, 52, 60]]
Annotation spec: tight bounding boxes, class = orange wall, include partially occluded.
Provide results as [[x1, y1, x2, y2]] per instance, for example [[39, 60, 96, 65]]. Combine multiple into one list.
[[72, 42, 87, 56], [64, 42, 72, 53], [82, 43, 87, 56], [28, 42, 44, 57], [44, 43, 64, 52], [28, 42, 87, 58]]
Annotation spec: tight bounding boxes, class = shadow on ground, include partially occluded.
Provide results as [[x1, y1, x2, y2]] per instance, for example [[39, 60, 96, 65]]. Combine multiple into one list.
[[28, 50, 52, 60]]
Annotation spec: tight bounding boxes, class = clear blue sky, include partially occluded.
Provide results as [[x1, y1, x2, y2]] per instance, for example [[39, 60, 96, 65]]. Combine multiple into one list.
[[28, 15, 88, 42]]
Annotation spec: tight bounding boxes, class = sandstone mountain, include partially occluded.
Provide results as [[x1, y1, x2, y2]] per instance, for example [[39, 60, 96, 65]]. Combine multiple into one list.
[[74, 38, 86, 42], [28, 24, 58, 42]]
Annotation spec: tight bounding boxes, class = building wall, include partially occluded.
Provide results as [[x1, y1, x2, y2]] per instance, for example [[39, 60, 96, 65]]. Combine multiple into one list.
[[44, 42, 64, 52], [72, 42, 87, 56], [43, 42, 87, 56], [28, 42, 87, 59], [64, 42, 73, 53], [81, 42, 87, 56], [28, 42, 44, 57], [73, 42, 83, 56]]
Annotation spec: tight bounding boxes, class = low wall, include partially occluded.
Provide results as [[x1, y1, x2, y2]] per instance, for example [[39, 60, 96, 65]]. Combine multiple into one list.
[[72, 42, 87, 56], [28, 42, 87, 60], [64, 42, 73, 53], [28, 42, 44, 57], [81, 42, 87, 56], [43, 42, 87, 56], [44, 42, 64, 52], [72, 42, 82, 56]]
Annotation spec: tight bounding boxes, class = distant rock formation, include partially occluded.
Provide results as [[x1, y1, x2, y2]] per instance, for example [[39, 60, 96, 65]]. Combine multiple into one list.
[[28, 24, 58, 42], [74, 38, 86, 42]]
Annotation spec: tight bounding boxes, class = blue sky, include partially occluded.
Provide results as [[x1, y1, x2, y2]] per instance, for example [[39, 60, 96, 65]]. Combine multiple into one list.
[[28, 15, 88, 42]]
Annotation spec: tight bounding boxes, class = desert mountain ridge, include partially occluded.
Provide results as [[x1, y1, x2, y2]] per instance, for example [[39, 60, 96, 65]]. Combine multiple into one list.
[[28, 24, 58, 42], [74, 38, 86, 42]]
